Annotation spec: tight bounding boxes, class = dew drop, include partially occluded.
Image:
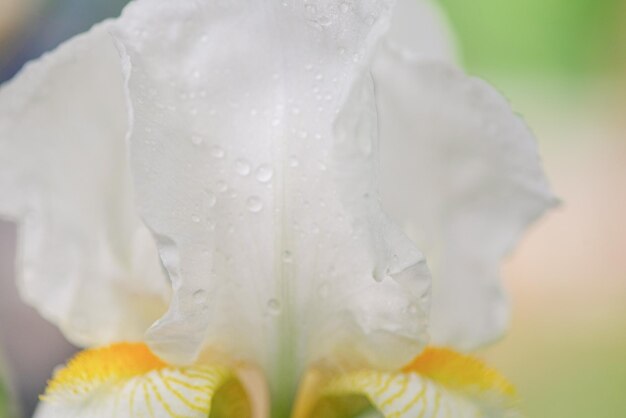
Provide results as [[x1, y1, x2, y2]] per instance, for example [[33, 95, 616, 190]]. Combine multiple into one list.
[[191, 215, 201, 223], [339, 2, 349, 12], [372, 266, 390, 282], [317, 16, 331, 26], [210, 145, 225, 158], [246, 196, 263, 212], [318, 282, 330, 298], [192, 289, 208, 304], [255, 165, 274, 183], [234, 159, 251, 176], [289, 156, 299, 167], [267, 298, 281, 315], [216, 181, 228, 192], [408, 303, 419, 315], [191, 135, 203, 145], [282, 250, 293, 263], [205, 191, 217, 207]]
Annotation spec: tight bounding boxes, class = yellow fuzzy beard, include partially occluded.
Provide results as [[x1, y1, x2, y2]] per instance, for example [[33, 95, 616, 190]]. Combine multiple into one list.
[[43, 343, 167, 401]]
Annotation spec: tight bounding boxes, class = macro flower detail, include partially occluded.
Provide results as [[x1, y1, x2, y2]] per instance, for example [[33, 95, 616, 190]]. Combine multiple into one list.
[[0, 0, 554, 417]]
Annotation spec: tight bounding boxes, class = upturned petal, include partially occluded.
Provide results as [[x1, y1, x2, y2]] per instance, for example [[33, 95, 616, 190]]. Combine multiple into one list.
[[374, 44, 557, 349], [0, 22, 169, 346], [111, 0, 430, 410]]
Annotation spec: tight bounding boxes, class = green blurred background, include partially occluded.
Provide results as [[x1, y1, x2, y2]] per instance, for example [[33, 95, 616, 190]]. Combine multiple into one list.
[[437, 1, 626, 418], [0, 0, 624, 417]]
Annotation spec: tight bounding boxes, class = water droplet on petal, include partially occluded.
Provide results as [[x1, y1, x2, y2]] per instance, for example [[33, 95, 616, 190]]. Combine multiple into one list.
[[246, 196, 263, 212], [255, 165, 274, 183], [282, 250, 293, 263], [193, 289, 208, 304], [216, 181, 228, 192], [318, 282, 330, 298], [234, 159, 251, 176], [191, 215, 201, 223], [191, 135, 203, 145], [205, 191, 217, 207], [317, 16, 331, 26], [372, 266, 390, 282], [267, 298, 281, 315], [210, 145, 225, 159], [289, 156, 299, 167]]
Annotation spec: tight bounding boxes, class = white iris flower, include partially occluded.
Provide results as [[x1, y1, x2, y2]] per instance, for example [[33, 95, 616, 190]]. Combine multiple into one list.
[[0, 0, 555, 417]]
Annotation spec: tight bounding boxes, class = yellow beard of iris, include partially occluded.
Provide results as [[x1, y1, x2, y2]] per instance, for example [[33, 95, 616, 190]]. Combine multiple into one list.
[[40, 343, 517, 418], [43, 343, 167, 401]]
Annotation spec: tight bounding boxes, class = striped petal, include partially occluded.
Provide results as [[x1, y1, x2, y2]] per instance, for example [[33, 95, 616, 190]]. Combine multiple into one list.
[[296, 348, 520, 418], [35, 343, 262, 418]]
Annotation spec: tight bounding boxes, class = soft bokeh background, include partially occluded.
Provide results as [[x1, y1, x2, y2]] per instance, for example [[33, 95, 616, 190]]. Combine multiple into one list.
[[0, 0, 624, 417]]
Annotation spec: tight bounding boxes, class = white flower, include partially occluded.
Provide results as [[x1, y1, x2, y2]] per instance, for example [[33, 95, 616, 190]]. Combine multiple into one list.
[[0, 0, 554, 417]]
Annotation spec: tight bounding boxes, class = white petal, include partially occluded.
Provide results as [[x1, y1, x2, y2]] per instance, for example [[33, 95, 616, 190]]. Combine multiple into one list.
[[374, 45, 556, 349], [387, 0, 458, 63], [0, 22, 169, 346], [111, 0, 430, 399]]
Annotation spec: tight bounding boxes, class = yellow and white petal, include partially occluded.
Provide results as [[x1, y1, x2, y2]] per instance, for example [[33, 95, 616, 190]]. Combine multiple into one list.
[[298, 347, 520, 418], [35, 343, 257, 418]]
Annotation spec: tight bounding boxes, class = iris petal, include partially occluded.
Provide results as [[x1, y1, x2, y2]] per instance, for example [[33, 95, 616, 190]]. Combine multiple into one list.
[[111, 0, 430, 403], [0, 21, 168, 347], [36, 343, 255, 418], [298, 347, 519, 418], [375, 43, 556, 350]]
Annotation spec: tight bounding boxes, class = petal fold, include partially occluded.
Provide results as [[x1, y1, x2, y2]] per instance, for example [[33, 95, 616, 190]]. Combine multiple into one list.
[[374, 44, 557, 350], [0, 22, 169, 346]]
